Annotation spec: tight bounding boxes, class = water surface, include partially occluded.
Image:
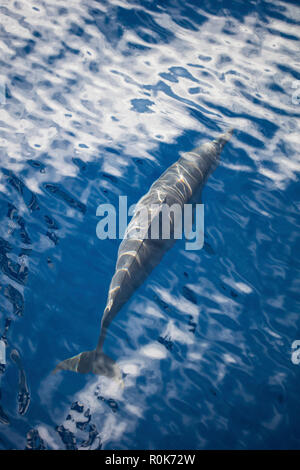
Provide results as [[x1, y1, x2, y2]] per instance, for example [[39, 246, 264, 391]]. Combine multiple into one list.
[[0, 0, 299, 450]]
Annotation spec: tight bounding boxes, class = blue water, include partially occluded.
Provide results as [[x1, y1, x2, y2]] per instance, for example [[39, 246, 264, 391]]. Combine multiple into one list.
[[0, 0, 299, 450]]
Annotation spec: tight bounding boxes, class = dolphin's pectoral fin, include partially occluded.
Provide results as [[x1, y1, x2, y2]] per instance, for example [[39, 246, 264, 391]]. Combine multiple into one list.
[[53, 350, 123, 386]]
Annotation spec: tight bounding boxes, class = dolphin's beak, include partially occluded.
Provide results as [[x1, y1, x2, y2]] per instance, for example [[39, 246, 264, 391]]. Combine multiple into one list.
[[214, 127, 234, 152]]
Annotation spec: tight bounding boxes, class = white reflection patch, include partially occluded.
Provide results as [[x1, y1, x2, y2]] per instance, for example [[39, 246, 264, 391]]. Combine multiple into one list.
[[141, 343, 167, 359]]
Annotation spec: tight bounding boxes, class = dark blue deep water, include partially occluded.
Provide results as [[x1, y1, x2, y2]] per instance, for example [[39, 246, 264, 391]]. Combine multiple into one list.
[[0, 0, 299, 450]]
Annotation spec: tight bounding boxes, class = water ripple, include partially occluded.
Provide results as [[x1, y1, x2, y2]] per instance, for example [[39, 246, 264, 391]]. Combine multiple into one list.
[[0, 0, 299, 450]]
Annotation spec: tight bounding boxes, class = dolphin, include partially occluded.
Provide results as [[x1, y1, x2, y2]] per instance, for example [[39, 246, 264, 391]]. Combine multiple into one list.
[[54, 129, 233, 381]]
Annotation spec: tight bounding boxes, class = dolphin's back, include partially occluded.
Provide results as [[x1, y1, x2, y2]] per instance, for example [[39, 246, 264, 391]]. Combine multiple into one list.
[[98, 130, 234, 348], [98, 180, 177, 348]]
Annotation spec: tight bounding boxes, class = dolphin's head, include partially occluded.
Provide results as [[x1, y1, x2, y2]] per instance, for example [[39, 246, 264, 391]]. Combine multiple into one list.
[[184, 128, 234, 178], [212, 127, 234, 156], [202, 127, 234, 168]]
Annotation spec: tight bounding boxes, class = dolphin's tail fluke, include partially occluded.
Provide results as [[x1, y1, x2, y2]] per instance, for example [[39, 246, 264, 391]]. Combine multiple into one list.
[[53, 349, 123, 385]]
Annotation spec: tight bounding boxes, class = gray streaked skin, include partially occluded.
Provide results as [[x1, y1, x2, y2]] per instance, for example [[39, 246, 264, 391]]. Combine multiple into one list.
[[54, 129, 233, 382]]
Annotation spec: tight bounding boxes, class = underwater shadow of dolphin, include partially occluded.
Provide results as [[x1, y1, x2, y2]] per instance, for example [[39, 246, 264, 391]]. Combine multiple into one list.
[[53, 129, 234, 382]]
